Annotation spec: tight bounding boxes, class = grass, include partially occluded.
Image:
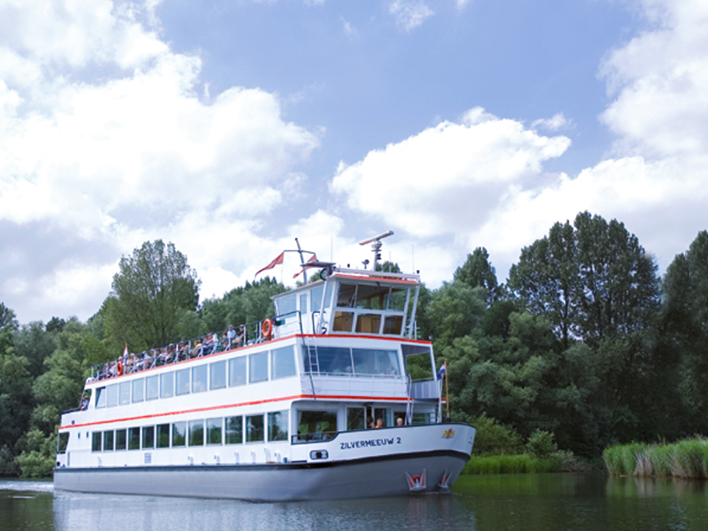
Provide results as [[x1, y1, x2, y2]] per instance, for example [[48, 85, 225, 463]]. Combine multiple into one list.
[[603, 438, 708, 478], [461, 452, 583, 475]]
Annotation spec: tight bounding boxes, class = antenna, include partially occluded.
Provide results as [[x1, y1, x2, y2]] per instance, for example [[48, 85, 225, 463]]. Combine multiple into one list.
[[359, 230, 394, 271]]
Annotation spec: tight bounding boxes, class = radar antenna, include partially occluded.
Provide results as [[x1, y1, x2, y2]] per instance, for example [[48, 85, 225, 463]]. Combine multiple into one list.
[[359, 230, 394, 271]]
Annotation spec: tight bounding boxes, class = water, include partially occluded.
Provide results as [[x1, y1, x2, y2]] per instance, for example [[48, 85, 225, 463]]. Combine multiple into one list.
[[2, 474, 708, 530]]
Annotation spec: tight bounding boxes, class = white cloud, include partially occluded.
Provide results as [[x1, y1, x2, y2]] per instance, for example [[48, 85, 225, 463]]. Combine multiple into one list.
[[331, 108, 570, 239], [389, 0, 434, 31], [532, 113, 570, 131], [0, 0, 320, 322]]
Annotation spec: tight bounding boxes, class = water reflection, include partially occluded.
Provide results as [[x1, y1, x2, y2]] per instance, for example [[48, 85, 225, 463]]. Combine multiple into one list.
[[3, 474, 708, 531]]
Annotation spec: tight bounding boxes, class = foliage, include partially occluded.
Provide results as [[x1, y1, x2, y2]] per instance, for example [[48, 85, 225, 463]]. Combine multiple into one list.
[[526, 430, 558, 458], [106, 240, 201, 351], [454, 247, 502, 305], [462, 454, 563, 475], [604, 439, 708, 479], [468, 413, 523, 455], [15, 429, 56, 478]]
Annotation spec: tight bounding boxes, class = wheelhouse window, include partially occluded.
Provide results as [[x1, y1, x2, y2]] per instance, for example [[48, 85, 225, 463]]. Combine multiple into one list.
[[246, 415, 264, 442], [268, 411, 289, 442], [175, 368, 190, 396], [225, 417, 243, 445], [210, 360, 226, 390], [276, 294, 296, 315], [271, 346, 296, 379], [249, 352, 268, 383], [316, 347, 352, 375], [228, 357, 246, 387], [206, 418, 222, 445]]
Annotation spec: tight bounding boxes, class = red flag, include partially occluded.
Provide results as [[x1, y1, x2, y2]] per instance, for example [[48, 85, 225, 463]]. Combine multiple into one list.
[[123, 340, 128, 357], [294, 254, 318, 279], [255, 252, 284, 277]]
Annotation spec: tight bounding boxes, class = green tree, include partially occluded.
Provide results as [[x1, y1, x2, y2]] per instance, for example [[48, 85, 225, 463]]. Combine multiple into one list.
[[106, 240, 201, 351], [454, 247, 501, 305], [13, 322, 57, 378]]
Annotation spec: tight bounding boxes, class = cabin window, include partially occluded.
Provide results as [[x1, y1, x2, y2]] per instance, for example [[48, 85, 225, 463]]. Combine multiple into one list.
[[160, 372, 174, 398], [103, 430, 114, 451], [276, 294, 296, 316], [402, 344, 434, 380], [298, 410, 337, 441], [225, 417, 243, 445], [57, 432, 70, 454], [175, 368, 190, 395], [311, 284, 324, 311], [132, 378, 144, 403], [246, 415, 264, 442], [189, 420, 204, 446], [210, 360, 226, 390], [172, 422, 186, 447], [316, 347, 352, 375], [352, 348, 400, 377], [355, 314, 381, 334], [383, 315, 404, 335], [192, 365, 208, 393], [299, 293, 308, 314], [412, 412, 432, 425], [128, 427, 140, 450], [373, 408, 390, 428], [92, 432, 102, 452], [146, 375, 159, 400], [228, 357, 246, 387], [206, 418, 222, 445], [332, 311, 354, 332], [271, 346, 296, 379], [119, 382, 131, 405], [95, 387, 106, 408], [249, 352, 268, 383], [106, 384, 118, 408], [115, 429, 127, 450], [157, 424, 170, 448], [347, 408, 366, 431], [142, 426, 155, 449]]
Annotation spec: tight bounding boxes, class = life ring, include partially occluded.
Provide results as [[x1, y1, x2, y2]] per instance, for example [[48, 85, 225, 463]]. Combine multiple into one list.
[[262, 319, 273, 339], [117, 361, 123, 376]]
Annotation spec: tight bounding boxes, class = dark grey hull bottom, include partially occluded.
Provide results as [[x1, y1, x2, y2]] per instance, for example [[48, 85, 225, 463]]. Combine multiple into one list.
[[54, 451, 468, 501]]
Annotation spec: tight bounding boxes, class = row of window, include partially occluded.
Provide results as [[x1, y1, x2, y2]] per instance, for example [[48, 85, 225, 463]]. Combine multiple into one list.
[[95, 346, 296, 408], [91, 411, 289, 452]]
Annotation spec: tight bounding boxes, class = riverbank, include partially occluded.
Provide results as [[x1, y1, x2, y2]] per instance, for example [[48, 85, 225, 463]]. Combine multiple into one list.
[[603, 438, 708, 478], [461, 451, 592, 475]]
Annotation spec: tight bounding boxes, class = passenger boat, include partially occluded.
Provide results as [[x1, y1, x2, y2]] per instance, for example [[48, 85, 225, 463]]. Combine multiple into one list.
[[54, 235, 476, 501]]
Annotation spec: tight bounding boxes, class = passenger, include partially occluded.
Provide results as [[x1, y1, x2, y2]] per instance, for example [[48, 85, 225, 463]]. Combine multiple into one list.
[[143, 351, 152, 369], [79, 395, 89, 411], [236, 325, 246, 348], [396, 417, 404, 427], [167, 344, 176, 363], [126, 354, 134, 374], [178, 342, 189, 361], [100, 363, 109, 380], [375, 418, 383, 429], [192, 338, 203, 358], [226, 324, 236, 350]]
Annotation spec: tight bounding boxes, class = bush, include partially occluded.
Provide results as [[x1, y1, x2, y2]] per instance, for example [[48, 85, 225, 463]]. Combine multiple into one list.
[[526, 430, 558, 459], [15, 451, 55, 478], [470, 414, 523, 455], [0, 445, 20, 476]]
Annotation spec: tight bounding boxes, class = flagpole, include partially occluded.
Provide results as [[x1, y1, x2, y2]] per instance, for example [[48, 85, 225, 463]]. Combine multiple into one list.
[[445, 358, 449, 419]]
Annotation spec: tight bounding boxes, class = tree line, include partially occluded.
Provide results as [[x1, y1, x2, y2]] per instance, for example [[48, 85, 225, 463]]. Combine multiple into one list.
[[1, 212, 707, 475]]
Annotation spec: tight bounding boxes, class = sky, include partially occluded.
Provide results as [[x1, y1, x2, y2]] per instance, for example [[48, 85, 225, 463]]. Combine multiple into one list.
[[1, 0, 708, 324]]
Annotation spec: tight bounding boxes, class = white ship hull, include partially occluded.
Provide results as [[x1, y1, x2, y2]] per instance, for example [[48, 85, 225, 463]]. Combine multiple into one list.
[[55, 424, 475, 501]]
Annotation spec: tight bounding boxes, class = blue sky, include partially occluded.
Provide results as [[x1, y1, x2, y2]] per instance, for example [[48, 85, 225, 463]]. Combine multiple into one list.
[[2, 0, 708, 324]]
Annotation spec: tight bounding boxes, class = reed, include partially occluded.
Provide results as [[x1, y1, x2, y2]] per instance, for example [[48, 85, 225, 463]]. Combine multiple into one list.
[[462, 453, 563, 475], [603, 438, 708, 478]]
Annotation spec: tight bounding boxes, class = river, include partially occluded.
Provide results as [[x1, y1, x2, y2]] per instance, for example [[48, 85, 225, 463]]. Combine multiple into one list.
[[2, 473, 708, 530]]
